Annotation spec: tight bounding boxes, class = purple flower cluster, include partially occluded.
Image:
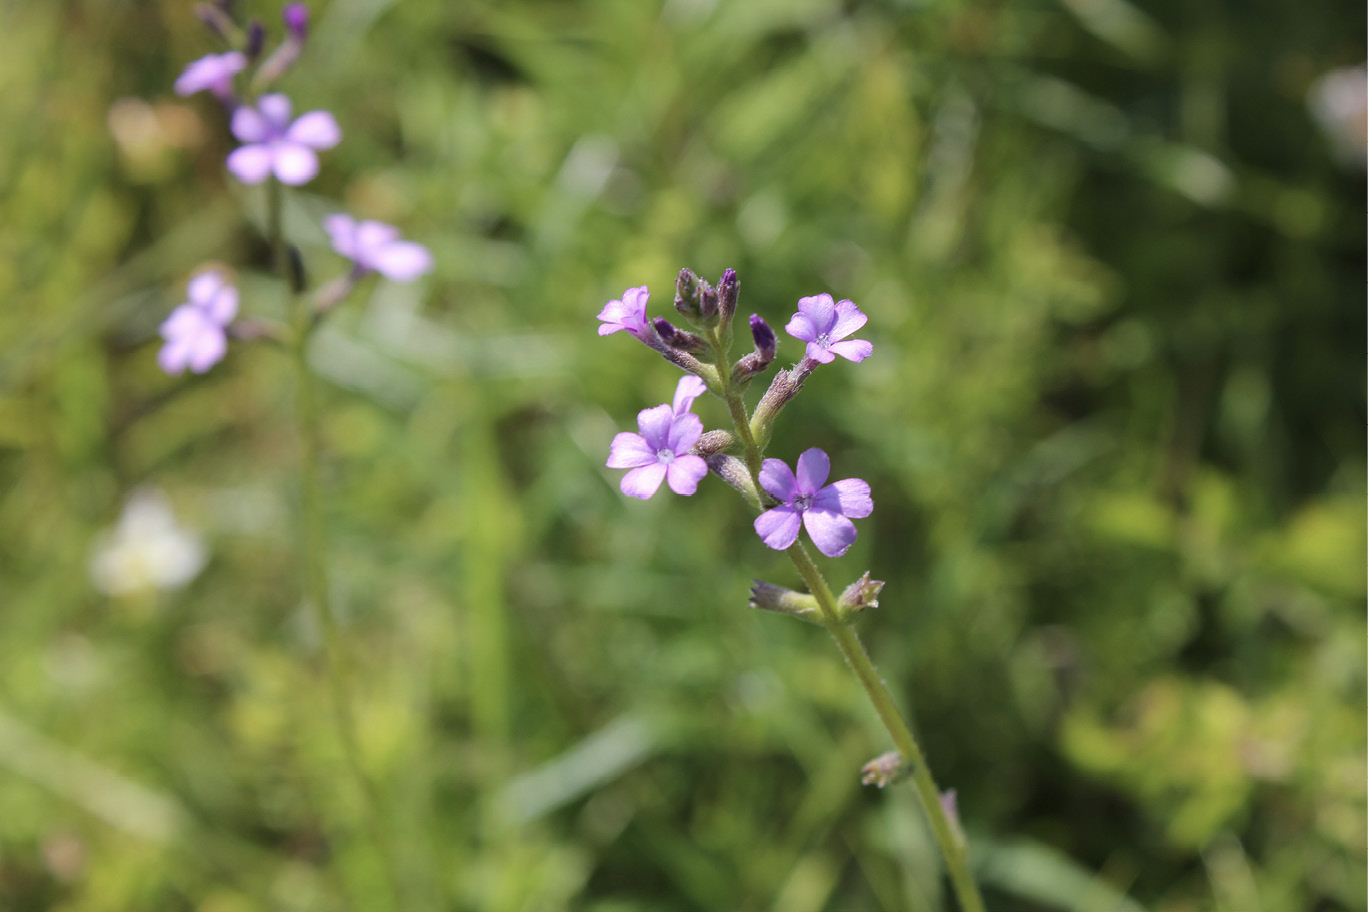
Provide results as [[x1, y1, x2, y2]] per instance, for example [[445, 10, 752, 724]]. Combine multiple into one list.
[[159, 272, 238, 374], [599, 272, 875, 557], [156, 3, 431, 376]]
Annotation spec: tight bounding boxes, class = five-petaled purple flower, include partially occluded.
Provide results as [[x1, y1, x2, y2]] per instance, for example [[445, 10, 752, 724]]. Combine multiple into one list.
[[754, 448, 873, 557], [174, 52, 247, 99], [323, 214, 433, 282], [785, 294, 873, 364], [597, 286, 652, 341], [226, 93, 340, 186], [159, 272, 238, 375], [607, 376, 709, 499]]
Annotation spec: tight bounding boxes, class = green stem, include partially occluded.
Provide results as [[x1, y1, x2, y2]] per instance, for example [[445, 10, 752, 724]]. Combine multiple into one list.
[[718, 375, 985, 912], [274, 177, 404, 909]]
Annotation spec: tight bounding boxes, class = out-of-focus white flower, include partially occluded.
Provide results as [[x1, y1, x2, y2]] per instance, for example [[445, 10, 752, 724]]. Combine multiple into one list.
[[1308, 65, 1367, 170], [90, 489, 206, 596]]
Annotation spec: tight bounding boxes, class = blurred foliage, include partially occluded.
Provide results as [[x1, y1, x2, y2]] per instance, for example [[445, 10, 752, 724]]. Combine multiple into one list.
[[0, 0, 1363, 910]]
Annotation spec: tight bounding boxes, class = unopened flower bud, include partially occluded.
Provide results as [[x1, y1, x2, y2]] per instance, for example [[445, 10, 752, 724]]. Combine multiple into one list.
[[749, 313, 776, 360], [705, 453, 760, 508], [718, 268, 739, 323], [674, 267, 718, 328], [748, 580, 822, 624], [837, 572, 883, 618], [860, 751, 908, 788], [285, 244, 307, 295], [244, 20, 266, 61], [749, 357, 816, 448], [691, 429, 736, 458], [652, 317, 708, 353], [283, 2, 309, 41]]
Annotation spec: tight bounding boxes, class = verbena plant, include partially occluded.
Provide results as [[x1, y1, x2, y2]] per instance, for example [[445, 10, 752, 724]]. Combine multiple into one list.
[[597, 270, 986, 912]]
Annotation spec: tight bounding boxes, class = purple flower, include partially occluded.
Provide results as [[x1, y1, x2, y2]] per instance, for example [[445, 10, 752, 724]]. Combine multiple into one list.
[[174, 52, 247, 99], [283, 3, 309, 40], [607, 376, 709, 499], [785, 294, 873, 364], [597, 286, 652, 340], [225, 94, 340, 186], [754, 448, 873, 557], [323, 214, 433, 282], [159, 272, 238, 375]]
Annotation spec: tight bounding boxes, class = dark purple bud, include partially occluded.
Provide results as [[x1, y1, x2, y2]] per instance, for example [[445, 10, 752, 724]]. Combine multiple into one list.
[[285, 244, 308, 295], [748, 580, 821, 624], [698, 281, 718, 321], [283, 3, 309, 41], [860, 751, 908, 789], [245, 20, 266, 61], [652, 317, 708, 353], [718, 268, 739, 323], [837, 572, 884, 617], [749, 314, 776, 360]]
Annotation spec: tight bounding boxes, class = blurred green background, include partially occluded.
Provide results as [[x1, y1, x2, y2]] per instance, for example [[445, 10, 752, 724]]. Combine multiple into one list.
[[1, 0, 1363, 909]]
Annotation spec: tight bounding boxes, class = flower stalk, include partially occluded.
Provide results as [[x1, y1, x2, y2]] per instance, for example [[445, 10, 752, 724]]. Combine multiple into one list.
[[599, 271, 985, 912]]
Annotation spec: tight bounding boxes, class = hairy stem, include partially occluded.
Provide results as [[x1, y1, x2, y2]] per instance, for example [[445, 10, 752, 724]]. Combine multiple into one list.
[[716, 363, 985, 912]]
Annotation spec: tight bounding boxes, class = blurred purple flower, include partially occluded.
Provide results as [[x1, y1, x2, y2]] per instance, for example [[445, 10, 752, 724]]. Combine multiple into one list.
[[607, 376, 709, 499], [159, 271, 238, 375], [597, 286, 652, 340], [754, 448, 872, 557], [226, 93, 340, 185], [323, 214, 433, 282], [283, 2, 309, 40], [174, 52, 246, 99], [785, 294, 872, 364]]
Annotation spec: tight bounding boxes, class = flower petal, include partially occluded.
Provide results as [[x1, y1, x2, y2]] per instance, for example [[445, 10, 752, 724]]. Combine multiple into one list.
[[620, 463, 668, 499], [354, 220, 401, 257], [257, 93, 293, 129], [828, 339, 872, 362], [158, 338, 190, 374], [226, 144, 273, 184], [814, 478, 873, 518], [635, 403, 675, 449], [665, 412, 703, 453], [758, 458, 797, 503], [672, 375, 707, 415], [187, 272, 223, 306], [797, 294, 836, 334], [784, 312, 818, 344], [271, 143, 319, 185], [607, 431, 657, 468], [805, 342, 836, 364], [755, 506, 802, 551], [230, 106, 271, 143], [286, 110, 341, 149], [803, 509, 858, 557], [369, 241, 433, 281], [794, 448, 831, 494], [829, 299, 868, 341], [186, 326, 228, 373], [666, 455, 707, 496], [323, 214, 357, 258], [204, 283, 239, 324]]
